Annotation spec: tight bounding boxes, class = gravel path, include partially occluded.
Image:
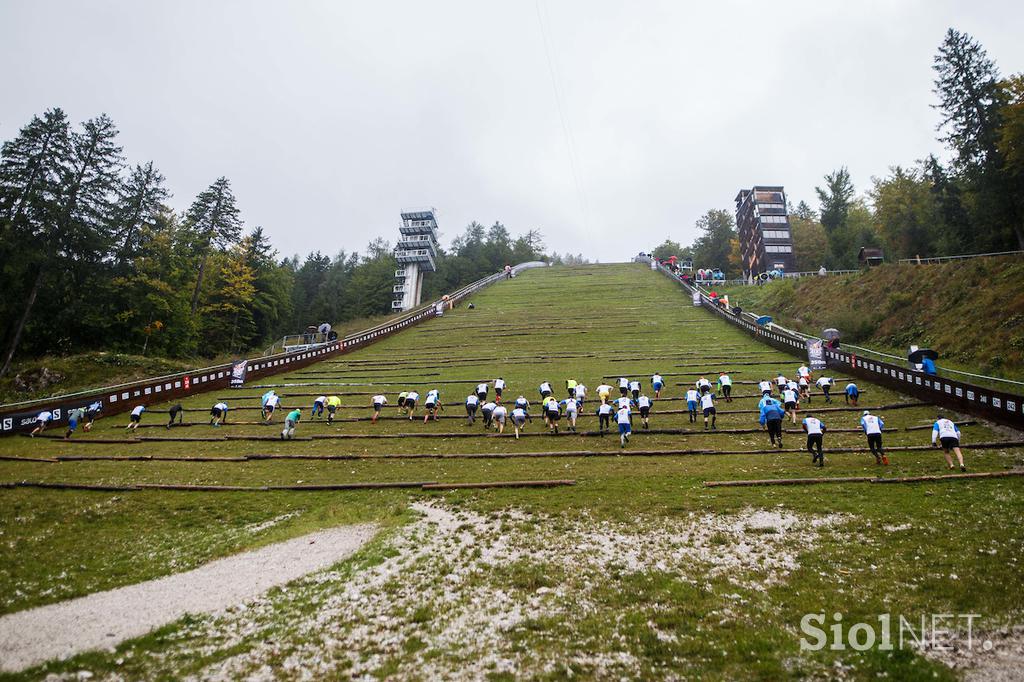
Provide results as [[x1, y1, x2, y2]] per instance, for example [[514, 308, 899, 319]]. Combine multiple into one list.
[[0, 523, 377, 673]]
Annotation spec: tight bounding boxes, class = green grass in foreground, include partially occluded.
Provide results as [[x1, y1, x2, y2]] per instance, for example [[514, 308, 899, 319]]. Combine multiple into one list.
[[0, 263, 1022, 680]]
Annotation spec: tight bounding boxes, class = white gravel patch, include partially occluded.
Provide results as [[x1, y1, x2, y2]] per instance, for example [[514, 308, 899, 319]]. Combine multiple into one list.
[[159, 503, 848, 680], [923, 624, 1024, 681], [0, 523, 376, 673]]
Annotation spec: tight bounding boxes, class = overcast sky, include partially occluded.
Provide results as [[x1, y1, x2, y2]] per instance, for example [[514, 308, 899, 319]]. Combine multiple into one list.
[[3, 0, 1023, 263]]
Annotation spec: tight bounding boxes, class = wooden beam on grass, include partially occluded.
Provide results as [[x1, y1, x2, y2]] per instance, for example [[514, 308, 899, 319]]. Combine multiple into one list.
[[421, 479, 576, 490], [706, 469, 1024, 488]]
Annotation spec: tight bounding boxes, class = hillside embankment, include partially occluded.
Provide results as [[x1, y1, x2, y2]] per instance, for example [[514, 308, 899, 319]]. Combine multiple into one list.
[[715, 256, 1024, 380]]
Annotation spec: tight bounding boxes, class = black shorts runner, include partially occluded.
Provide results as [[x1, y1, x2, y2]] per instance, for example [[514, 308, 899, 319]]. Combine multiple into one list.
[[397, 398, 406, 407], [785, 401, 797, 410], [130, 414, 141, 423], [547, 410, 560, 422], [466, 404, 478, 413], [328, 405, 337, 414], [495, 387, 503, 397], [373, 402, 383, 411], [211, 408, 222, 417], [406, 400, 417, 409], [940, 436, 960, 450], [639, 406, 650, 417], [703, 406, 716, 417]]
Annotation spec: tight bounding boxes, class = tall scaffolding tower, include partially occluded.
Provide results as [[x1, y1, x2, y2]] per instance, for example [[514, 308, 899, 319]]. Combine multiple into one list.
[[393, 208, 439, 311]]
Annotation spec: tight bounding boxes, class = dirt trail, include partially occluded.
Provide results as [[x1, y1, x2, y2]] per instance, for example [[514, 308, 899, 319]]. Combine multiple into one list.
[[0, 523, 376, 673]]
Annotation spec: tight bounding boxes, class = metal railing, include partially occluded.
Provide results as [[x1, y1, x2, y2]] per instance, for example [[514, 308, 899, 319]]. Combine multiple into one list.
[[898, 250, 1024, 265]]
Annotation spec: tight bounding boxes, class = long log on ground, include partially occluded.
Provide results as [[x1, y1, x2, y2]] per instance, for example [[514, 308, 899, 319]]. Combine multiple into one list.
[[705, 469, 1024, 488], [871, 470, 1024, 483], [225, 435, 314, 442], [25, 435, 142, 445], [26, 440, 1024, 466], [0, 454, 58, 463], [266, 481, 436, 490], [705, 476, 877, 487], [904, 420, 976, 431], [12, 481, 142, 492], [2, 479, 569, 493], [421, 480, 575, 490], [55, 455, 249, 462], [137, 436, 228, 442]]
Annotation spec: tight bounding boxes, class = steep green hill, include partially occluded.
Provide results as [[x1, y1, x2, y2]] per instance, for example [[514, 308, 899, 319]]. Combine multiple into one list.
[[715, 256, 1024, 380], [1, 263, 1022, 680]]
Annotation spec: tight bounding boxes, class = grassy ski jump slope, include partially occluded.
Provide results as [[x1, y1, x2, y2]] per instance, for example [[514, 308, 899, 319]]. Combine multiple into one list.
[[1, 263, 1023, 680]]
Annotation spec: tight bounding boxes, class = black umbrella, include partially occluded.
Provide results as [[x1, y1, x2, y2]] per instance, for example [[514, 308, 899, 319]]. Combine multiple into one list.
[[823, 328, 841, 340], [908, 348, 938, 363]]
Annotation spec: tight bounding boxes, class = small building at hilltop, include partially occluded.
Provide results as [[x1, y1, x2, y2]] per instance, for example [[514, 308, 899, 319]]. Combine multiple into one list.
[[735, 186, 795, 279], [858, 246, 884, 267]]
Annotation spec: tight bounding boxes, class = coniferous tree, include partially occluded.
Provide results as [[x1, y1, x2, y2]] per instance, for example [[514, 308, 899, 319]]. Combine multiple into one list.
[[0, 109, 72, 375], [690, 209, 737, 276], [815, 168, 857, 267], [1, 113, 122, 376], [112, 161, 170, 262], [933, 29, 1003, 172], [183, 177, 243, 315], [933, 29, 1022, 249]]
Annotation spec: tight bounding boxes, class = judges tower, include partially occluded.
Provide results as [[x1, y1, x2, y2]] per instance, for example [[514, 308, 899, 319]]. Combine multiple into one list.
[[393, 208, 439, 311]]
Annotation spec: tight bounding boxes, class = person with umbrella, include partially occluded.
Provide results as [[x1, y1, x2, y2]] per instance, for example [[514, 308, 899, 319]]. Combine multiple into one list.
[[824, 328, 841, 350], [909, 348, 939, 376]]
